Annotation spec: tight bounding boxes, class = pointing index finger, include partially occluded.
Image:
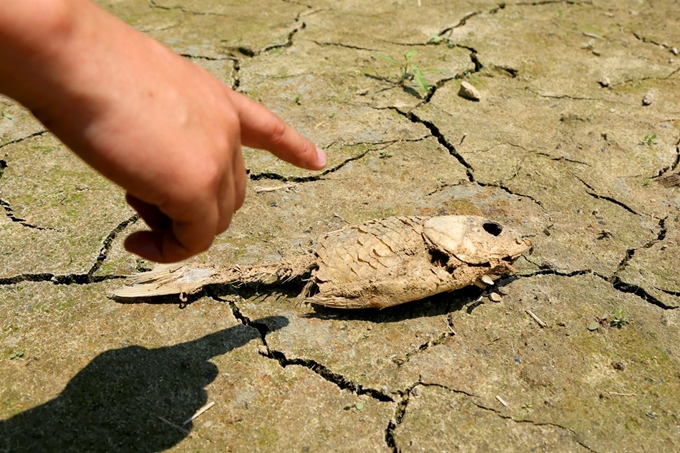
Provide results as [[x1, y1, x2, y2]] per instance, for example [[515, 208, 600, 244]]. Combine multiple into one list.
[[227, 90, 326, 170]]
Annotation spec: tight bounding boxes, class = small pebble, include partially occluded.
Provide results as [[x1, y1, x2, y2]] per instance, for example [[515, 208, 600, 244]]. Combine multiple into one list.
[[642, 90, 655, 106], [671, 47, 679, 56], [489, 292, 502, 303], [257, 345, 269, 356], [597, 76, 610, 88], [481, 275, 495, 286], [458, 81, 481, 101]]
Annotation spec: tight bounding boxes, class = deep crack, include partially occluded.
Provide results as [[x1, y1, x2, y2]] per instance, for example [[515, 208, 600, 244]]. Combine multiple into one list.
[[389, 107, 475, 180], [262, 14, 306, 53], [86, 214, 140, 277], [0, 198, 55, 231], [0, 272, 122, 286], [574, 175, 640, 215], [222, 12, 307, 57], [602, 275, 678, 310], [0, 214, 139, 283], [520, 268, 593, 278], [384, 388, 411, 452], [222, 295, 395, 403]]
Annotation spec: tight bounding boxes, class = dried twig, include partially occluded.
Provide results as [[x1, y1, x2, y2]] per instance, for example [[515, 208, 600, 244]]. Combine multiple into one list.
[[495, 395, 509, 407], [526, 309, 547, 328], [254, 183, 297, 193], [183, 401, 216, 426], [582, 32, 602, 39], [606, 391, 637, 397], [157, 416, 192, 435]]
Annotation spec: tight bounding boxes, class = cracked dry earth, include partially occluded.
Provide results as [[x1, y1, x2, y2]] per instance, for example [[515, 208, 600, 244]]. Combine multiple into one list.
[[1, 0, 680, 451]]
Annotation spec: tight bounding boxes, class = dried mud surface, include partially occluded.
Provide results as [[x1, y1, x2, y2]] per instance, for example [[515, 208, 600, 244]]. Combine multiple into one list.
[[1, 1, 679, 452]]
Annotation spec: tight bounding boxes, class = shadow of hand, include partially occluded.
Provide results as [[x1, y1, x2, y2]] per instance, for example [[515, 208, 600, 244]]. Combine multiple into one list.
[[0, 316, 288, 452]]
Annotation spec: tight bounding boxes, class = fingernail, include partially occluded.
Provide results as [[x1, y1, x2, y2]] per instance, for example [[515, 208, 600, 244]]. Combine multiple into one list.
[[315, 147, 327, 168]]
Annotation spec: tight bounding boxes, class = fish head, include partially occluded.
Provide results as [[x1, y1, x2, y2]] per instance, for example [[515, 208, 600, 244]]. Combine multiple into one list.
[[423, 215, 530, 265]]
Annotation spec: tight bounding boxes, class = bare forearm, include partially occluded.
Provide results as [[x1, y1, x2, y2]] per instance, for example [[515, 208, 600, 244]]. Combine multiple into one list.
[[0, 0, 325, 263], [0, 0, 79, 108]]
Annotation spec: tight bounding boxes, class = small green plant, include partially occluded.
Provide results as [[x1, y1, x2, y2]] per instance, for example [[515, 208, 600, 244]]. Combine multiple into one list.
[[610, 308, 630, 328], [642, 178, 652, 187], [379, 151, 393, 159], [9, 351, 24, 360], [343, 401, 365, 411], [1, 111, 13, 120], [373, 49, 441, 95], [293, 94, 302, 105], [521, 402, 534, 410], [428, 33, 445, 44], [640, 133, 657, 146]]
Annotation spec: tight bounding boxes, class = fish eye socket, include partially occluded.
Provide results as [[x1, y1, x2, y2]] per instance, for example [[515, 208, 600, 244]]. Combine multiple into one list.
[[483, 221, 503, 236]]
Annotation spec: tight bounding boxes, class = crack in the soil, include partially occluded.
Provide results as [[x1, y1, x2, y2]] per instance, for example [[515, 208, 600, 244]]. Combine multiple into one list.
[[520, 268, 593, 278], [573, 175, 640, 216], [611, 66, 680, 88], [148, 0, 229, 17], [599, 274, 678, 310], [222, 12, 308, 58], [86, 214, 140, 277], [0, 272, 123, 286], [0, 130, 48, 150], [249, 143, 393, 182], [615, 217, 667, 274], [535, 152, 591, 166], [584, 191, 639, 216], [262, 14, 306, 53], [388, 107, 475, 180], [631, 31, 677, 53], [437, 11, 482, 38], [222, 296, 395, 404], [280, 0, 313, 9], [0, 198, 55, 230], [0, 214, 139, 284], [518, 264, 677, 310], [478, 181, 547, 210], [659, 288, 680, 297], [654, 143, 680, 178], [415, 381, 596, 452], [231, 56, 241, 90], [0, 160, 56, 231], [384, 386, 413, 452], [515, 0, 593, 6], [311, 40, 379, 52], [394, 322, 455, 367], [180, 53, 241, 89], [530, 89, 624, 104]]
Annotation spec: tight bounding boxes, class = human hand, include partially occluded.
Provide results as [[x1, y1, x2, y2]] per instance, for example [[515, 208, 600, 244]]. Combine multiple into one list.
[[0, 0, 326, 263]]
